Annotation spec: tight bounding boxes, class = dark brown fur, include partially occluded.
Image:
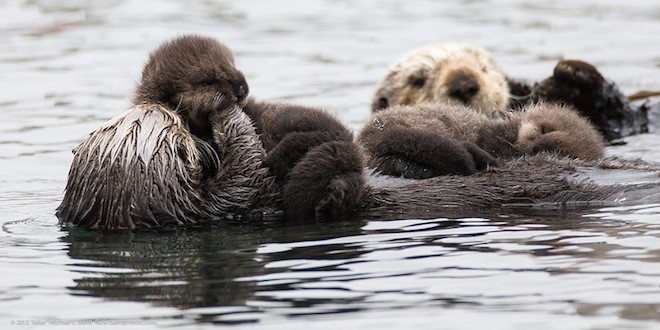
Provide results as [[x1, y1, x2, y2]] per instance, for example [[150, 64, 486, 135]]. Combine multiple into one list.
[[362, 155, 660, 217], [510, 60, 649, 142], [242, 99, 365, 218]]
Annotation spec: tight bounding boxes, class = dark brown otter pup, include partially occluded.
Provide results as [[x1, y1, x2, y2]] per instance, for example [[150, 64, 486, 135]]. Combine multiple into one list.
[[133, 35, 249, 143], [57, 35, 275, 230]]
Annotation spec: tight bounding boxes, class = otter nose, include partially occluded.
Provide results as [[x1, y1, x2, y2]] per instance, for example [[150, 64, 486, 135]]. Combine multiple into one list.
[[448, 71, 480, 104], [235, 84, 247, 100]]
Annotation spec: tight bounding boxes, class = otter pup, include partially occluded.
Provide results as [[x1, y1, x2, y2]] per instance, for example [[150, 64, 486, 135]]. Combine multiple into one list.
[[372, 43, 510, 114], [57, 35, 366, 230], [358, 102, 605, 179]]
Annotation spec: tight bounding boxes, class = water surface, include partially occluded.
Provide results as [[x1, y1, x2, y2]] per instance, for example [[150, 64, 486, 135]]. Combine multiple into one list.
[[1, 0, 659, 329]]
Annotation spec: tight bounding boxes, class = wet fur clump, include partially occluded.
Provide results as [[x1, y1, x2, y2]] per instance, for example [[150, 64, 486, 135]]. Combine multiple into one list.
[[358, 102, 605, 179], [372, 43, 510, 114]]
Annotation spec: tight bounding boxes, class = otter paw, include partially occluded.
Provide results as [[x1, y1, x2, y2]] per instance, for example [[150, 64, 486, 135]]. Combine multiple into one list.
[[282, 141, 365, 218], [372, 155, 439, 179], [315, 172, 364, 216], [264, 131, 339, 181], [553, 60, 604, 90]]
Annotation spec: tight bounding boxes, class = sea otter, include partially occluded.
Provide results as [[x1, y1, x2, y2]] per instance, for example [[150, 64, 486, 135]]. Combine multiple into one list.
[[358, 102, 605, 179], [57, 35, 659, 230], [372, 43, 510, 114], [373, 44, 650, 142], [56, 35, 364, 230]]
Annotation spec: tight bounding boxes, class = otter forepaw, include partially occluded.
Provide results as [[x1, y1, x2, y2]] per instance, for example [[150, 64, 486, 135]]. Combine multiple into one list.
[[371, 155, 439, 179], [264, 131, 338, 181], [553, 60, 604, 90]]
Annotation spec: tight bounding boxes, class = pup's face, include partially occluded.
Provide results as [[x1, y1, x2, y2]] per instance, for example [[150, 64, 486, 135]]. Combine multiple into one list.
[[134, 35, 249, 139], [373, 44, 510, 115], [516, 103, 605, 160]]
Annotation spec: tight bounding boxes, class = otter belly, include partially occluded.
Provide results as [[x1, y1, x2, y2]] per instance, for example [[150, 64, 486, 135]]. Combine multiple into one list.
[[362, 155, 660, 218], [56, 104, 277, 230]]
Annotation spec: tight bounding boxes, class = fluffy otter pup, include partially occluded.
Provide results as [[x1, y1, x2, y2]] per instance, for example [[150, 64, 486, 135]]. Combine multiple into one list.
[[133, 35, 249, 144], [358, 102, 604, 179], [372, 43, 510, 114]]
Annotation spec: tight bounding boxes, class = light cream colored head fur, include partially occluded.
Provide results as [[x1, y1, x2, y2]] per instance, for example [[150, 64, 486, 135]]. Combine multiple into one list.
[[372, 43, 510, 115]]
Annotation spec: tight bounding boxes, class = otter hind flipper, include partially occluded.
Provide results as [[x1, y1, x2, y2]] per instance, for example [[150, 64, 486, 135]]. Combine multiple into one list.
[[282, 141, 365, 218]]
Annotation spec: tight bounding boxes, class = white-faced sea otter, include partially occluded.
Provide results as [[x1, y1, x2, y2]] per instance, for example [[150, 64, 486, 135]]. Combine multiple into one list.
[[372, 43, 510, 114], [372, 43, 650, 142]]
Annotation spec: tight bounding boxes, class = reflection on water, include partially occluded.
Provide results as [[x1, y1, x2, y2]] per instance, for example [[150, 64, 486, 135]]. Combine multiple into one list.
[[57, 206, 660, 327], [1, 0, 660, 328]]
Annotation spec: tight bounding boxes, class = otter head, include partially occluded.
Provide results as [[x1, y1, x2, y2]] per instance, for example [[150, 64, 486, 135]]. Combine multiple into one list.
[[516, 103, 605, 160], [372, 44, 510, 115], [133, 35, 249, 141]]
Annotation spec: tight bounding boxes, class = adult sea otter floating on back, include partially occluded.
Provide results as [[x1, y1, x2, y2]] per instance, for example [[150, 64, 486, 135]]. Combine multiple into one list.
[[56, 35, 660, 230]]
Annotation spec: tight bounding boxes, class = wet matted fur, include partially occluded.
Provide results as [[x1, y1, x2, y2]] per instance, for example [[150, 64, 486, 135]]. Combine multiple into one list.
[[361, 154, 660, 218], [56, 104, 278, 230]]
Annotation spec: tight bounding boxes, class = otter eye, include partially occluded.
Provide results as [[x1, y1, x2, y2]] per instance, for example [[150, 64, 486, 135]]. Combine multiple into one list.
[[481, 65, 488, 73], [408, 74, 426, 89]]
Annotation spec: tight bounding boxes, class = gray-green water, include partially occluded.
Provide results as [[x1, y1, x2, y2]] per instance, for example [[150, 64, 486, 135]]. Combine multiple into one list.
[[1, 0, 659, 329]]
